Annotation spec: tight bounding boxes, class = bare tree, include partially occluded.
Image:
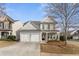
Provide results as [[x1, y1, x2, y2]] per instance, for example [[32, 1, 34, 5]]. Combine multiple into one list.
[[0, 3, 6, 16], [44, 3, 79, 45]]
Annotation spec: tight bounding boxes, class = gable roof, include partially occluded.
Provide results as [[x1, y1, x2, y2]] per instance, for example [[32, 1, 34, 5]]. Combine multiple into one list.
[[42, 16, 57, 24], [23, 21, 41, 29], [21, 16, 57, 31], [0, 13, 15, 23], [23, 21, 29, 26], [20, 21, 39, 30], [70, 29, 79, 35], [31, 21, 40, 29]]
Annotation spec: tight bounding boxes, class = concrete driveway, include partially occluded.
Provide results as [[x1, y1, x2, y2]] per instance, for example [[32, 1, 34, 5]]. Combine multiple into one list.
[[0, 42, 40, 56]]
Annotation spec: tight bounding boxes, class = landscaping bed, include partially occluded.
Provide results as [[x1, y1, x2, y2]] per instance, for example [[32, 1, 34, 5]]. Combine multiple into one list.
[[40, 41, 79, 54]]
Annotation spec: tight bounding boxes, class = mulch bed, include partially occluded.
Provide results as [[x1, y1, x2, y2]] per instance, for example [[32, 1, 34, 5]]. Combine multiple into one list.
[[40, 41, 79, 54]]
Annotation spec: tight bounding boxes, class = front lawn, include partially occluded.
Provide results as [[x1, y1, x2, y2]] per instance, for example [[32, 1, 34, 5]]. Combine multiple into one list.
[[0, 41, 16, 48], [40, 41, 79, 54]]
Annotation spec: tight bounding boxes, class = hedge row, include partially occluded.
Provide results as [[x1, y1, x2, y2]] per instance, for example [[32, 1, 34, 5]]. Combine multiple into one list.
[[0, 35, 17, 41]]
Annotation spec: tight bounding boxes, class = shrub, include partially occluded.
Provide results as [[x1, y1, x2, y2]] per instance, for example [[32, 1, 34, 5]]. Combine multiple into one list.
[[60, 35, 72, 41], [67, 36, 72, 40], [60, 36, 65, 41], [7, 35, 16, 41]]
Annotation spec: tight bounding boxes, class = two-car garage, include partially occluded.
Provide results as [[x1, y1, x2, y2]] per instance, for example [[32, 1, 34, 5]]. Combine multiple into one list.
[[20, 31, 40, 42]]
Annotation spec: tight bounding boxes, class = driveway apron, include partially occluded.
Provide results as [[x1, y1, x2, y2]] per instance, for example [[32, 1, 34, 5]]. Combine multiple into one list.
[[0, 42, 40, 56]]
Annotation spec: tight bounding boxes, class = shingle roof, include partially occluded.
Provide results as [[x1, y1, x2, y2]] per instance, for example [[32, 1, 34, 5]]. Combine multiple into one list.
[[23, 21, 40, 30], [22, 16, 57, 30], [20, 21, 39, 30], [42, 16, 57, 24], [31, 21, 41, 29], [0, 13, 15, 22]]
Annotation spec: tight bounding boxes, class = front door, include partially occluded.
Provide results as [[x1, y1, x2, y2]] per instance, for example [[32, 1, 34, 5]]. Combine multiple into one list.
[[42, 33, 46, 41]]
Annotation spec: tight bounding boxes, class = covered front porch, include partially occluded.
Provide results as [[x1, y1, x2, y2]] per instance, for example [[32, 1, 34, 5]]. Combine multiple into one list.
[[0, 31, 12, 39], [41, 31, 60, 43]]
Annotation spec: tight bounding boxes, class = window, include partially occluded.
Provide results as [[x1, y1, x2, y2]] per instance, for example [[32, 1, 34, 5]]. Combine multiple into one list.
[[40, 24, 49, 30], [0, 22, 3, 26], [0, 22, 3, 29], [50, 24, 54, 30], [44, 24, 48, 30], [0, 23, 1, 27], [42, 24, 44, 30], [4, 22, 9, 29], [48, 33, 53, 39], [48, 24, 50, 30]]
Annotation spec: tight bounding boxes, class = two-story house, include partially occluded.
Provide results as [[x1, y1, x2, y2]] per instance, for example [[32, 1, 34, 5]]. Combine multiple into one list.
[[19, 16, 60, 43], [0, 14, 15, 39]]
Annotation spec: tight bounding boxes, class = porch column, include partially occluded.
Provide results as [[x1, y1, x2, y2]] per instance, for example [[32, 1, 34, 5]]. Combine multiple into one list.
[[57, 32, 60, 41], [9, 31, 11, 35], [55, 34, 57, 40], [46, 33, 48, 42], [40, 32, 42, 42], [0, 32, 1, 39]]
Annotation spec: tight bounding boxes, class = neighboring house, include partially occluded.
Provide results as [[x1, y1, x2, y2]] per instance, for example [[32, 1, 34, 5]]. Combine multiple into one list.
[[71, 30, 79, 40], [0, 14, 15, 39], [69, 24, 79, 40], [19, 16, 60, 43]]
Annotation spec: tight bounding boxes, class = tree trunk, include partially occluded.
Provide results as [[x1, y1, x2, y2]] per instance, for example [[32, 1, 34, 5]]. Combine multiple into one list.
[[64, 26, 67, 46], [64, 33, 67, 46]]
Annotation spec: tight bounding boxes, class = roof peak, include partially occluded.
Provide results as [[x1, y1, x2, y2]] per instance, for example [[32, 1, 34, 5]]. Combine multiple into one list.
[[42, 16, 57, 23]]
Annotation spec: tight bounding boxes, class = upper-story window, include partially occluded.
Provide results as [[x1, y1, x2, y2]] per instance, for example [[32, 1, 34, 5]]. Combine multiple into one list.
[[4, 22, 9, 29], [9, 23, 12, 29], [40, 24, 49, 30], [44, 24, 49, 30], [0, 22, 3, 29], [40, 23, 55, 30], [42, 24, 44, 30], [0, 23, 2, 27], [50, 24, 55, 30]]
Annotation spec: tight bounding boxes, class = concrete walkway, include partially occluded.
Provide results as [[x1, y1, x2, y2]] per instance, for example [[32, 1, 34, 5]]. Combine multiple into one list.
[[0, 42, 40, 56]]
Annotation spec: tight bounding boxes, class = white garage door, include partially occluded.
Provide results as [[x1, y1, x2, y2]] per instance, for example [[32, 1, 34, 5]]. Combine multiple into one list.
[[20, 31, 40, 42], [31, 33, 40, 42], [20, 32, 30, 42]]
